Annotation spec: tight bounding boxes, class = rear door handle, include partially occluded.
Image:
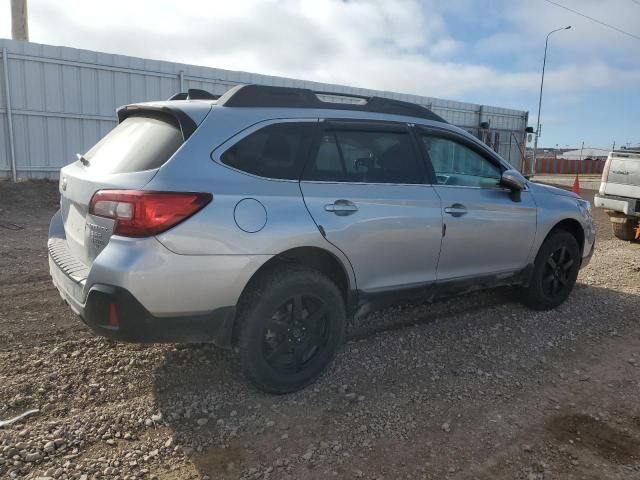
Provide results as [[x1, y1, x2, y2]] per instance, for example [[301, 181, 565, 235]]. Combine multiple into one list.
[[325, 200, 358, 216], [444, 203, 467, 217]]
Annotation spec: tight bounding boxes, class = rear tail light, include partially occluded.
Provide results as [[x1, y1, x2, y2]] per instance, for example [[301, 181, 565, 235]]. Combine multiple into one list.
[[602, 157, 612, 182], [89, 190, 212, 237]]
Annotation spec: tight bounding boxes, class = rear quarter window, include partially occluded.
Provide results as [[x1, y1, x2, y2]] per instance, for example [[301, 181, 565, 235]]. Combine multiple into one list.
[[83, 114, 183, 174], [220, 122, 315, 180]]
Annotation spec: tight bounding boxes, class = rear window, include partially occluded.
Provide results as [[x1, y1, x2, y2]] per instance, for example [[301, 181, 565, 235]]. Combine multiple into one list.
[[83, 114, 183, 174], [220, 122, 315, 180]]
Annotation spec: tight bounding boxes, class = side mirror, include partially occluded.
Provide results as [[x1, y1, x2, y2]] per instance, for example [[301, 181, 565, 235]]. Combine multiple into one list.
[[501, 169, 527, 202], [501, 169, 526, 191]]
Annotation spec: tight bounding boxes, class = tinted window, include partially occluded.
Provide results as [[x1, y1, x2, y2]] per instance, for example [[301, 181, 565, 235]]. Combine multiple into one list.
[[421, 136, 501, 188], [221, 122, 314, 180], [304, 128, 422, 184], [84, 114, 183, 174]]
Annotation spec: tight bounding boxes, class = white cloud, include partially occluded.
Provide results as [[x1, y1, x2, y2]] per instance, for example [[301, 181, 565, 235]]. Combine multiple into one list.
[[0, 0, 638, 105], [475, 0, 640, 67]]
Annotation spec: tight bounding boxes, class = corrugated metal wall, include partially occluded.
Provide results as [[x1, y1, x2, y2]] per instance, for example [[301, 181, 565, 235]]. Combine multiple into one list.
[[0, 38, 529, 180]]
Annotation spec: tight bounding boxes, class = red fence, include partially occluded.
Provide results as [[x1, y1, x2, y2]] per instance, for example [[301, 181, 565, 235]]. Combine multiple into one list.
[[535, 157, 606, 175]]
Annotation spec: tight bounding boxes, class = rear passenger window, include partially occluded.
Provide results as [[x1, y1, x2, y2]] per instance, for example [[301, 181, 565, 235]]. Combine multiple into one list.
[[304, 128, 422, 184], [221, 122, 314, 180]]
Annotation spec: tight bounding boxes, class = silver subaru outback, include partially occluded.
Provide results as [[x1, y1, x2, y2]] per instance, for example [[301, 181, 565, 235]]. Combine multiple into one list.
[[49, 84, 595, 393]]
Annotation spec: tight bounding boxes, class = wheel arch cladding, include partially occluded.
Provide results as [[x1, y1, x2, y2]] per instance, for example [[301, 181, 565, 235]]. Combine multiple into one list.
[[546, 219, 585, 254], [231, 246, 352, 345]]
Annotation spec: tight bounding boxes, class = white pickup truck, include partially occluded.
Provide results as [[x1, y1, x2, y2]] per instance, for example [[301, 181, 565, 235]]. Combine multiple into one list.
[[594, 149, 640, 241]]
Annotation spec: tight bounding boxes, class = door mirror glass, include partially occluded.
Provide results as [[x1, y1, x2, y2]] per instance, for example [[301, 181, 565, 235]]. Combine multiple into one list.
[[501, 169, 526, 191]]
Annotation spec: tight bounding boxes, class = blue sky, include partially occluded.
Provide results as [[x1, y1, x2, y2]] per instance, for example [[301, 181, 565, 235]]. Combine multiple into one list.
[[1, 0, 638, 148]]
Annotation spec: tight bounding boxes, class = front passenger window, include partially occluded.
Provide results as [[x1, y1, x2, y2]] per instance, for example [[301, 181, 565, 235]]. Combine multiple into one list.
[[422, 136, 501, 188]]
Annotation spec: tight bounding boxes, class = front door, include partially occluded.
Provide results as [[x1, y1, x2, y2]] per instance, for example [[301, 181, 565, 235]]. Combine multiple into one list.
[[299, 121, 443, 293], [418, 131, 537, 281]]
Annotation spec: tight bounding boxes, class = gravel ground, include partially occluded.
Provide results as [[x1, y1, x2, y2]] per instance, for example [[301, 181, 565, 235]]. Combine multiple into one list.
[[1, 180, 639, 480]]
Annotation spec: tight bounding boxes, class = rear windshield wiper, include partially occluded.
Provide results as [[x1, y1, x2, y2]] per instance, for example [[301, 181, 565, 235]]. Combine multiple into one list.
[[76, 153, 90, 166]]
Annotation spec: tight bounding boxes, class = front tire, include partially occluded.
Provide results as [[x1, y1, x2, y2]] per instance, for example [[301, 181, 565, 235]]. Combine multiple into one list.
[[236, 266, 346, 394], [519, 230, 581, 310]]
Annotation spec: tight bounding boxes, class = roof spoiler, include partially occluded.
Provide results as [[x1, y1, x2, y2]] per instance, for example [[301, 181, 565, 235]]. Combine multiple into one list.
[[116, 104, 199, 140]]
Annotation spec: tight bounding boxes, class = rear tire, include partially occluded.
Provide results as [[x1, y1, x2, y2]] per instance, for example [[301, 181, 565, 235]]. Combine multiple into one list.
[[612, 219, 636, 241], [518, 230, 581, 310], [236, 266, 346, 394]]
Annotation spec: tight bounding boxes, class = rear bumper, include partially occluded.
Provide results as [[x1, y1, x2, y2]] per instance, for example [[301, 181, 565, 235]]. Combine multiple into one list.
[[50, 254, 236, 346], [81, 284, 235, 345], [47, 208, 254, 348], [594, 194, 640, 217]]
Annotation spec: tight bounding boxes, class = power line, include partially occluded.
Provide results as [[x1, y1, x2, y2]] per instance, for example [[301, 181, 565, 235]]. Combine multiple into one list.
[[541, 0, 640, 41]]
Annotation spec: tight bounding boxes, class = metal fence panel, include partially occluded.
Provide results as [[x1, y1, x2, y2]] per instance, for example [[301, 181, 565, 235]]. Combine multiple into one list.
[[0, 38, 528, 180]]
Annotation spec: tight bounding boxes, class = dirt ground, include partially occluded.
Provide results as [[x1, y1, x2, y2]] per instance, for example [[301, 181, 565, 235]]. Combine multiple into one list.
[[1, 179, 639, 480]]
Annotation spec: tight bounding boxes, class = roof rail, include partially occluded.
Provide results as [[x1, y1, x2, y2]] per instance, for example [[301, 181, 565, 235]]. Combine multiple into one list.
[[168, 89, 221, 101], [213, 84, 447, 123]]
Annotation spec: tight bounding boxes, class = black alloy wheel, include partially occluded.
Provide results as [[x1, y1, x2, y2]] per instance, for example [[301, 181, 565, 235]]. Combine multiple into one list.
[[541, 245, 575, 298], [262, 294, 330, 374]]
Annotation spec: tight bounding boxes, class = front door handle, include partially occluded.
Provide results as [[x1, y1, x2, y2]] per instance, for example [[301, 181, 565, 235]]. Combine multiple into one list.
[[325, 200, 358, 216], [444, 203, 467, 217]]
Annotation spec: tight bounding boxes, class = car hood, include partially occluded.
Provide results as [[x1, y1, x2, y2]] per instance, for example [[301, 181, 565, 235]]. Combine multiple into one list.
[[529, 181, 580, 198]]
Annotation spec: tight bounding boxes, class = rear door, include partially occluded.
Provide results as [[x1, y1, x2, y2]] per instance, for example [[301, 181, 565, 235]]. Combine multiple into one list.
[[299, 120, 443, 293], [58, 112, 187, 267], [417, 128, 537, 280]]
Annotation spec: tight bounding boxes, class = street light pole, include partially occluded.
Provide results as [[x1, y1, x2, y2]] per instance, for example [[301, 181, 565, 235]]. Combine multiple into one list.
[[532, 25, 571, 175]]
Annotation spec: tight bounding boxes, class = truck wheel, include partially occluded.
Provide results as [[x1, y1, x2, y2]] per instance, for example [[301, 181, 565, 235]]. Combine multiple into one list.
[[518, 230, 581, 310], [236, 266, 346, 394], [611, 220, 636, 241]]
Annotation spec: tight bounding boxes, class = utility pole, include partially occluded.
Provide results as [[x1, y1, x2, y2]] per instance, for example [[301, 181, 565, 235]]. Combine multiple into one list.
[[579, 141, 584, 160], [579, 141, 584, 175], [11, 0, 29, 42], [533, 26, 571, 176]]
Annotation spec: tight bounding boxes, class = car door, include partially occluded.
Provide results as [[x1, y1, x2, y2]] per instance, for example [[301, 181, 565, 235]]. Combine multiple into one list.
[[417, 128, 537, 281], [299, 120, 443, 294]]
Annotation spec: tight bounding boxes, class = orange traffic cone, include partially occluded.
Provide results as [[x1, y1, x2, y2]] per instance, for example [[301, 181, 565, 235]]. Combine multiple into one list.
[[572, 174, 581, 196]]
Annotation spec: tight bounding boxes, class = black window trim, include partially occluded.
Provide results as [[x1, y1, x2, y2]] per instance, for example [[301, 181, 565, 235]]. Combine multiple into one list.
[[413, 125, 510, 189], [301, 119, 428, 186], [323, 119, 411, 133]]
